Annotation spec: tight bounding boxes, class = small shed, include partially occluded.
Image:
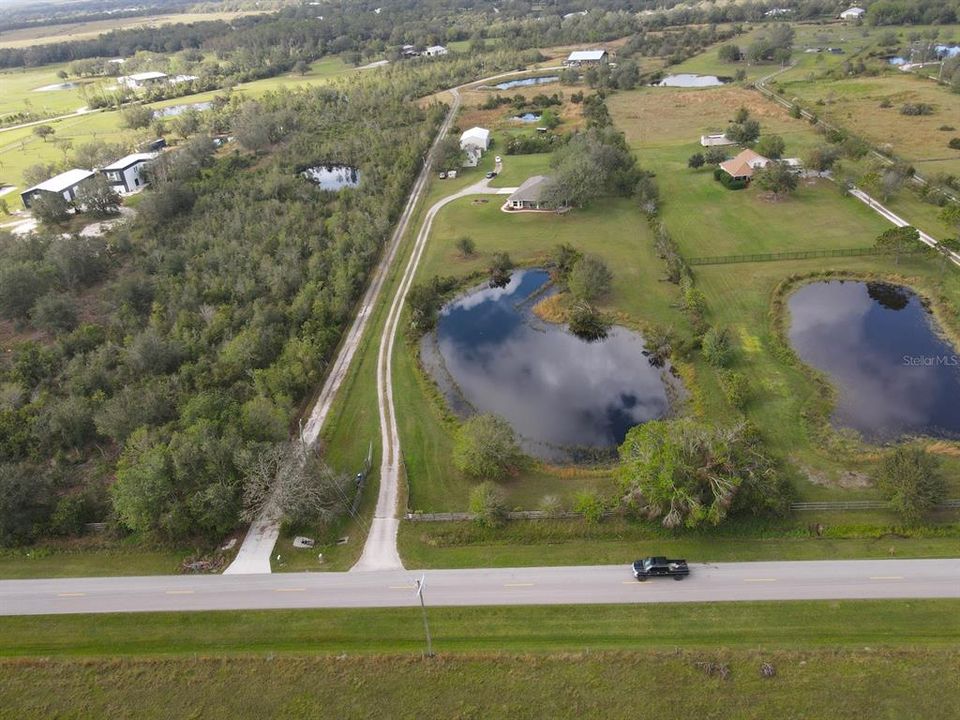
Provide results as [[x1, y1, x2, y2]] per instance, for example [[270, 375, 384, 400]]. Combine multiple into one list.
[[700, 133, 735, 147]]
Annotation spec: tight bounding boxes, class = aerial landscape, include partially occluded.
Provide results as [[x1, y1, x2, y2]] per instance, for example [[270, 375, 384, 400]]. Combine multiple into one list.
[[0, 0, 959, 716]]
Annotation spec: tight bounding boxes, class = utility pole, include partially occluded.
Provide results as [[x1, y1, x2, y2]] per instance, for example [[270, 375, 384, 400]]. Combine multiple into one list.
[[415, 575, 433, 657]]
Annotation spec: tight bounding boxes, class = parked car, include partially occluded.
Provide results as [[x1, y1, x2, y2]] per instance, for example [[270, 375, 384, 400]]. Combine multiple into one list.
[[485, 171, 497, 179], [632, 556, 690, 581], [495, 155, 502, 163]]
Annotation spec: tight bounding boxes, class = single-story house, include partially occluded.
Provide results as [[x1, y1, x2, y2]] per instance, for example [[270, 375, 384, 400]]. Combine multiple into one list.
[[506, 175, 552, 210], [117, 71, 168, 89], [168, 74, 199, 84], [401, 44, 419, 57], [20, 168, 95, 209], [424, 45, 448, 57], [562, 10, 588, 19], [764, 7, 792, 16], [100, 152, 157, 194], [839, 6, 865, 20], [700, 133, 735, 147], [719, 149, 770, 181], [563, 50, 609, 67], [460, 126, 491, 152]]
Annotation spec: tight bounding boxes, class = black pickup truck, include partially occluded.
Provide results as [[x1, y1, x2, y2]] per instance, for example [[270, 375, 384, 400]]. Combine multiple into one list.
[[632, 556, 690, 581]]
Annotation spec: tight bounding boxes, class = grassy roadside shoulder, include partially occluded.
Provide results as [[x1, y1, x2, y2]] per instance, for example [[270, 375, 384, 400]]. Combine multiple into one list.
[[2, 600, 958, 656], [399, 514, 960, 569], [1, 601, 957, 718]]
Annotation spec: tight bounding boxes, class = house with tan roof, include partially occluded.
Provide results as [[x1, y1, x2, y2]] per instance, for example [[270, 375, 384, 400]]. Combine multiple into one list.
[[719, 149, 770, 181]]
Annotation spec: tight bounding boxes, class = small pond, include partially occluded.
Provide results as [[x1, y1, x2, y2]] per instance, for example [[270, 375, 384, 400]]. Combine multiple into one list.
[[788, 280, 960, 441], [302, 164, 361, 191], [655, 73, 728, 87], [512, 112, 542, 123], [33, 82, 78, 92], [421, 269, 680, 461], [155, 101, 212, 117], [494, 75, 560, 90]]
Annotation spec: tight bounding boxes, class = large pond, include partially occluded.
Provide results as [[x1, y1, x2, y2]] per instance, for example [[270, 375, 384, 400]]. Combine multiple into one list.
[[494, 75, 560, 90], [655, 73, 728, 87], [302, 164, 360, 191], [421, 269, 680, 461], [788, 280, 960, 441]]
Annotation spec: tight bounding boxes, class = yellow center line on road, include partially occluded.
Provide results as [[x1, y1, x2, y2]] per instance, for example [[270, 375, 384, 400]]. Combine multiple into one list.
[[56, 592, 86, 597], [743, 578, 777, 582], [273, 588, 306, 593], [869, 576, 904, 580], [504, 583, 535, 587], [165, 590, 195, 595]]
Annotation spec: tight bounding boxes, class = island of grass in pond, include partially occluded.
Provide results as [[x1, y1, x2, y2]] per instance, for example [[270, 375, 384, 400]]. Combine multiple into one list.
[[420, 269, 680, 461], [788, 280, 960, 441]]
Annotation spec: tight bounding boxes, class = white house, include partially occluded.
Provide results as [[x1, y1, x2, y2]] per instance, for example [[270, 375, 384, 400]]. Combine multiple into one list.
[[839, 6, 866, 20], [20, 168, 95, 209], [460, 127, 491, 152], [462, 146, 483, 168], [117, 71, 168, 89], [100, 152, 158, 194], [563, 50, 609, 67], [700, 133, 735, 147], [168, 74, 199, 85], [562, 10, 588, 19], [424, 45, 448, 57]]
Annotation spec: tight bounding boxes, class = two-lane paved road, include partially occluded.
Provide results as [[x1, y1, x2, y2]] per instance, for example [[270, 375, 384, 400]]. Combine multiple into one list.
[[2, 559, 958, 616]]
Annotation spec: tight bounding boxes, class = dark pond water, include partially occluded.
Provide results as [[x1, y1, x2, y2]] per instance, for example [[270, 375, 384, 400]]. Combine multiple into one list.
[[655, 73, 728, 87], [302, 164, 361, 191], [788, 280, 960, 441], [495, 75, 560, 90], [512, 112, 542, 123], [155, 101, 212, 117], [421, 269, 679, 461]]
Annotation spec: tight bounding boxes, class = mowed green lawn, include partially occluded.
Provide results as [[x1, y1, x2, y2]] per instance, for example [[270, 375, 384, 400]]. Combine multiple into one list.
[[1, 601, 957, 718]]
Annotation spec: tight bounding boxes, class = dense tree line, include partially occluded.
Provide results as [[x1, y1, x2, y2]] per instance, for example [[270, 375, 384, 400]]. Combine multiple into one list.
[[0, 65, 465, 546], [1, 0, 851, 71]]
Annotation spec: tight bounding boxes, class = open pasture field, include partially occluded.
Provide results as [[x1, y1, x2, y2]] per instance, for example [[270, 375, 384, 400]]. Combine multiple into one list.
[[0, 63, 93, 119], [0, 11, 267, 49], [0, 110, 138, 192], [781, 72, 960, 176]]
